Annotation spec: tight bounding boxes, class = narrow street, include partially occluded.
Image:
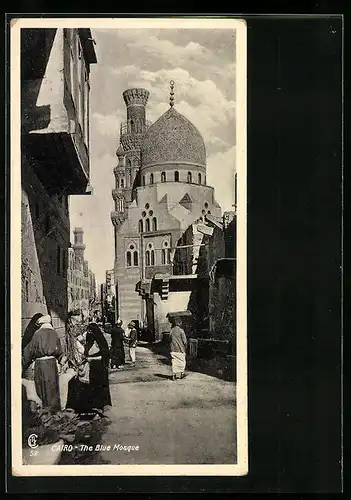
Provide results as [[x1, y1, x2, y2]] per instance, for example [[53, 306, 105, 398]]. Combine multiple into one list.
[[98, 343, 237, 465]]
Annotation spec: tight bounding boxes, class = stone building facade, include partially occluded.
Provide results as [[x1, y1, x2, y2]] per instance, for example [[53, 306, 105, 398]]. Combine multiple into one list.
[[67, 227, 97, 319], [21, 28, 97, 344], [111, 84, 223, 340]]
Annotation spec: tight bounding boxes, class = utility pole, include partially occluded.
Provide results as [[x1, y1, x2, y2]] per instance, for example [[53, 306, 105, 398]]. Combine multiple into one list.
[[100, 283, 105, 327], [114, 283, 118, 323]]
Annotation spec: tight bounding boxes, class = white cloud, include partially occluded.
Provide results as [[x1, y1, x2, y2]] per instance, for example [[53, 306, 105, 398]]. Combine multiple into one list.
[[207, 146, 236, 212], [92, 112, 121, 139], [109, 66, 236, 154], [71, 29, 238, 282], [128, 36, 210, 66]]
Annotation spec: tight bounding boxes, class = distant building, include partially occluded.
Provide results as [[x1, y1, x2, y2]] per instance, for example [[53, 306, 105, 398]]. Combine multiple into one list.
[[199, 211, 236, 341], [67, 227, 97, 319], [110, 83, 225, 340], [21, 27, 97, 344], [105, 269, 115, 302], [103, 269, 116, 324]]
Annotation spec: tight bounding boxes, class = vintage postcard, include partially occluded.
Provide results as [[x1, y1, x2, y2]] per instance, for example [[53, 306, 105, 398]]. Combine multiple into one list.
[[10, 17, 247, 476]]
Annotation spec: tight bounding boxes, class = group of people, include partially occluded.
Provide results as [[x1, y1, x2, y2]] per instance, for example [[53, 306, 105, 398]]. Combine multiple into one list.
[[21, 313, 112, 416], [21, 311, 189, 420], [108, 319, 138, 369]]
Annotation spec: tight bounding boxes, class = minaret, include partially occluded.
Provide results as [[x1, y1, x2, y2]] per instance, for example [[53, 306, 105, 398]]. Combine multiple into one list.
[[73, 227, 85, 268], [120, 88, 150, 203], [111, 88, 150, 254]]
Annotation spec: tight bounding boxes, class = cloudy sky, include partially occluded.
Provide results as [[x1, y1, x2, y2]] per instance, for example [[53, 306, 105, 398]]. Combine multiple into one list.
[[70, 27, 237, 285]]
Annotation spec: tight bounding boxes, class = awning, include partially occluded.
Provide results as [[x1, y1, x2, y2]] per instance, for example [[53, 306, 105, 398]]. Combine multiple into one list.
[[166, 310, 193, 318], [210, 258, 236, 281]]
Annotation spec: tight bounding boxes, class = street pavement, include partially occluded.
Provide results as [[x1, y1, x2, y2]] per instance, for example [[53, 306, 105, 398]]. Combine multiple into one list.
[[99, 343, 237, 464]]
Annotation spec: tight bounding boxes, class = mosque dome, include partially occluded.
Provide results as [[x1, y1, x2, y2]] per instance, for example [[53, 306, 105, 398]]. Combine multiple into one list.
[[141, 106, 206, 169]]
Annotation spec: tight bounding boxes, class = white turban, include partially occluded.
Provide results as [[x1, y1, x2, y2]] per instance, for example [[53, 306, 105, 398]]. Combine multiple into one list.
[[36, 314, 51, 326]]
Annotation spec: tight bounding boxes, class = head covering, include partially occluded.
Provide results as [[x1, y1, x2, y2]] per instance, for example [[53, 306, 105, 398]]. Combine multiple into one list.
[[85, 322, 109, 357], [22, 312, 43, 350], [77, 332, 87, 343], [174, 317, 182, 327], [36, 314, 51, 326]]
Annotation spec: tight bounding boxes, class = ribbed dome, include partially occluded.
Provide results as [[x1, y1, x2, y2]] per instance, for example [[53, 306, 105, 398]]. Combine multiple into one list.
[[141, 107, 206, 169]]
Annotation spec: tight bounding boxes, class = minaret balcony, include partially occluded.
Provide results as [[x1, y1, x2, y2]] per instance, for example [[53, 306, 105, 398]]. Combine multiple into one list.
[[120, 120, 152, 135], [111, 211, 127, 227]]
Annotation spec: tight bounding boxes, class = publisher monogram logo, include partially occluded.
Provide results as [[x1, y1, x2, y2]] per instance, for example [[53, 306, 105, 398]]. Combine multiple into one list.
[[28, 433, 38, 449]]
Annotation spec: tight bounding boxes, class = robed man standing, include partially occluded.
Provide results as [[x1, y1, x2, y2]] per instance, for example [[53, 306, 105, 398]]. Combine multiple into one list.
[[22, 314, 65, 411]]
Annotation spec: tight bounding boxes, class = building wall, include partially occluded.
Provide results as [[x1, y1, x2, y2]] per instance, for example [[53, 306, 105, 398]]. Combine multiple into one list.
[[67, 243, 96, 319], [208, 214, 236, 341], [21, 161, 69, 346], [21, 27, 97, 349], [21, 29, 68, 135], [209, 275, 235, 341], [114, 181, 221, 329]]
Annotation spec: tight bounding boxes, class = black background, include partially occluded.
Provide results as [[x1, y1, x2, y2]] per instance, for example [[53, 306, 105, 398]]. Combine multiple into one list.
[[5, 14, 343, 494]]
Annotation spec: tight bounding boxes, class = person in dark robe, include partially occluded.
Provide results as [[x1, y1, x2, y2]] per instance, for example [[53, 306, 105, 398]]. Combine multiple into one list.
[[66, 332, 96, 414], [22, 314, 64, 411], [84, 322, 112, 410], [22, 312, 44, 351], [109, 319, 126, 369]]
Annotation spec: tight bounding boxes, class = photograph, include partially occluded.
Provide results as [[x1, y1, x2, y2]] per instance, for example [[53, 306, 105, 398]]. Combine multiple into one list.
[[10, 17, 247, 476]]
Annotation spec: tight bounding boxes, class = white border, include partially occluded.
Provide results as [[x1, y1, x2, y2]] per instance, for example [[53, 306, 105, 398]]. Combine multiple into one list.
[[11, 17, 247, 477]]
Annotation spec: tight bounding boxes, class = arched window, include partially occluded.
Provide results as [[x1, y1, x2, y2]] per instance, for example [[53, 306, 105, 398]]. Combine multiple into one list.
[[150, 173, 154, 185], [198, 173, 202, 184], [162, 241, 170, 265], [126, 251, 132, 267], [142, 175, 145, 186], [145, 218, 150, 232], [174, 171, 179, 182], [133, 251, 138, 266], [187, 171, 192, 183], [151, 250, 155, 266], [139, 219, 143, 232], [116, 179, 120, 188], [152, 217, 157, 231], [161, 171, 166, 183], [127, 158, 131, 168], [121, 178, 124, 188], [145, 250, 150, 266]]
